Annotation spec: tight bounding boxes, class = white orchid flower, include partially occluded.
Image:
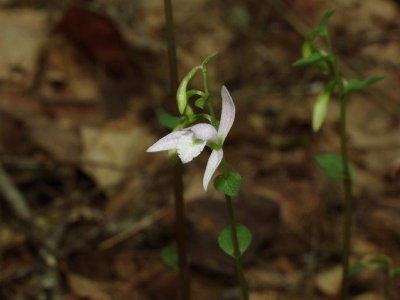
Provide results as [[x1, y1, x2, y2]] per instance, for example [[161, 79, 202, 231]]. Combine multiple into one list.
[[147, 86, 236, 190]]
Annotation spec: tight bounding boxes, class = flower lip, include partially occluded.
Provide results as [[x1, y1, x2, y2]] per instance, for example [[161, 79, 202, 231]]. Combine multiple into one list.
[[188, 123, 218, 143]]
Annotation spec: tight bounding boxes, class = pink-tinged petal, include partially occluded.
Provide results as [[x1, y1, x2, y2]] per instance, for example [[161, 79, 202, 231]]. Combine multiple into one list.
[[177, 132, 207, 163], [203, 149, 223, 190], [189, 123, 218, 142], [146, 130, 185, 152], [218, 86, 236, 140]]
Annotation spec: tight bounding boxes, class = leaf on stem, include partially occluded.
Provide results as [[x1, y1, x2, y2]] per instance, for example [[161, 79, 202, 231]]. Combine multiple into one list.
[[177, 66, 202, 114], [158, 112, 181, 129], [343, 75, 384, 95], [160, 244, 178, 269], [390, 267, 400, 277], [186, 89, 204, 99], [218, 224, 252, 257], [312, 79, 337, 132], [214, 172, 242, 196], [293, 52, 328, 67], [318, 9, 336, 38], [195, 95, 208, 109], [361, 253, 392, 271], [315, 154, 348, 179]]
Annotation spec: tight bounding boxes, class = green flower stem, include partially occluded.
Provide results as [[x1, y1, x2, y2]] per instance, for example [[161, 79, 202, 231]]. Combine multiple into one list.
[[327, 35, 353, 300], [164, 1, 190, 299], [201, 64, 217, 126], [225, 194, 249, 300]]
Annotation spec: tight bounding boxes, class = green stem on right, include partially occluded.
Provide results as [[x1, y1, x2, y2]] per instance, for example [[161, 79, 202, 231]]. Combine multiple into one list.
[[164, 1, 190, 299], [225, 195, 249, 300], [201, 63, 216, 126], [328, 36, 353, 300]]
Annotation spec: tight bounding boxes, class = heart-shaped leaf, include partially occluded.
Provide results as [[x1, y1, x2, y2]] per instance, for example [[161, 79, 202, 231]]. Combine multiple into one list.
[[214, 172, 242, 196], [315, 154, 348, 179], [218, 224, 252, 258]]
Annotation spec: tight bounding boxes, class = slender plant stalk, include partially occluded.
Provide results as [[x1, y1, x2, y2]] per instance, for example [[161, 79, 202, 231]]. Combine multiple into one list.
[[173, 161, 189, 300], [339, 91, 352, 300], [164, 1, 190, 299], [328, 36, 353, 300], [164, 0, 178, 92], [202, 65, 216, 125], [225, 195, 249, 300]]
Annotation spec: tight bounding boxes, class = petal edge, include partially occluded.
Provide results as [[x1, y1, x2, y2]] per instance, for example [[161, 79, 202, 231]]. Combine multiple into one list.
[[203, 149, 223, 190], [218, 86, 236, 141]]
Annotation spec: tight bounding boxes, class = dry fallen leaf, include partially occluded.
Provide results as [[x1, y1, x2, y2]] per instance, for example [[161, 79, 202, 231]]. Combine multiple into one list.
[[0, 8, 46, 86], [67, 272, 112, 300], [81, 115, 154, 189], [315, 265, 342, 296]]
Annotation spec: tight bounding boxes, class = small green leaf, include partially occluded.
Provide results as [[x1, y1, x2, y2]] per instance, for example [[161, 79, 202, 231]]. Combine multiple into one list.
[[176, 66, 202, 114], [390, 267, 400, 277], [186, 89, 204, 99], [315, 154, 347, 179], [318, 9, 336, 38], [293, 52, 327, 67], [348, 262, 365, 277], [160, 245, 178, 269], [306, 28, 321, 43], [302, 40, 313, 58], [184, 104, 194, 118], [312, 79, 337, 132], [195, 95, 208, 109], [361, 253, 392, 272], [188, 113, 212, 123], [343, 75, 384, 95], [218, 224, 252, 258], [214, 172, 242, 196], [158, 113, 181, 129]]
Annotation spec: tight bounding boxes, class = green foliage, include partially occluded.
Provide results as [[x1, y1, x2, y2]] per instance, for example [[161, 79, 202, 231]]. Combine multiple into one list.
[[161, 244, 178, 269], [390, 267, 400, 277], [293, 52, 327, 67], [214, 172, 242, 196], [177, 66, 202, 114], [312, 79, 337, 132], [343, 75, 384, 95], [348, 262, 365, 277], [318, 9, 336, 38], [158, 112, 181, 129], [218, 224, 252, 258], [187, 113, 212, 124], [348, 254, 400, 278], [194, 95, 208, 109], [315, 154, 347, 179], [294, 9, 335, 69], [186, 89, 204, 99]]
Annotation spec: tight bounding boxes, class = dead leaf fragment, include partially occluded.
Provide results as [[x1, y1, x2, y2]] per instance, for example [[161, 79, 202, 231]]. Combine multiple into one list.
[[67, 273, 112, 300], [81, 116, 154, 189], [0, 9, 46, 86], [315, 265, 343, 296]]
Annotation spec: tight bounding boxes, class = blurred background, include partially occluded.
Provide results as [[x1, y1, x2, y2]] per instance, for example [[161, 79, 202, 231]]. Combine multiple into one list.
[[0, 0, 400, 299]]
